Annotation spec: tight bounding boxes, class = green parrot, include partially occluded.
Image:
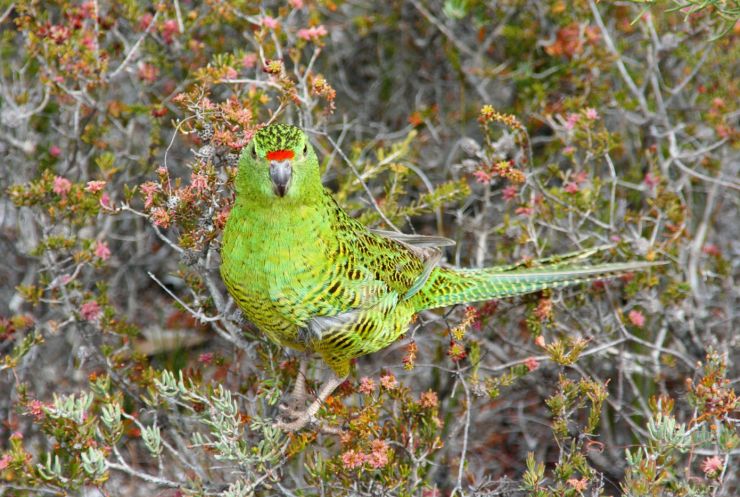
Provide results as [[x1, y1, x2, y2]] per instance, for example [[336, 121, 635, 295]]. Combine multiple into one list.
[[220, 123, 660, 430]]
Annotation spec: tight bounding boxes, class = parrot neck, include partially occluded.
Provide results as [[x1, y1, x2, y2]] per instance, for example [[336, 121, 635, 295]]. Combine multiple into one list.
[[229, 186, 334, 232], [233, 190, 325, 213]]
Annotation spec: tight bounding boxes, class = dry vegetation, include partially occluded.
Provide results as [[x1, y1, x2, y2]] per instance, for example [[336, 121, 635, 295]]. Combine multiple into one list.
[[0, 1, 738, 496]]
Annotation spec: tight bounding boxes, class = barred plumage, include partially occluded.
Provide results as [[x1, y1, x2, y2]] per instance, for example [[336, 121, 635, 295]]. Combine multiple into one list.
[[220, 124, 663, 430]]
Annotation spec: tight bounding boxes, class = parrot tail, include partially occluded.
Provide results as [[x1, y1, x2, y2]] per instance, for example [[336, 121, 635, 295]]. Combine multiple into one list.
[[412, 259, 664, 312]]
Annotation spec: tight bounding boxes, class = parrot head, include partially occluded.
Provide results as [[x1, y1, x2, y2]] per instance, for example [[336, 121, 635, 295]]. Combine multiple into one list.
[[236, 124, 320, 202]]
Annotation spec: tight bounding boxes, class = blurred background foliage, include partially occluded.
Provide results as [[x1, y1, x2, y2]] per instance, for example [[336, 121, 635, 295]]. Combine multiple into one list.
[[0, 0, 738, 495]]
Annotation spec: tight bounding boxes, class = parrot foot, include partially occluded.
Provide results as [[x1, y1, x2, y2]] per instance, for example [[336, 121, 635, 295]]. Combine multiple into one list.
[[272, 411, 316, 432], [283, 357, 309, 413], [273, 409, 344, 434], [277, 403, 303, 418], [272, 373, 347, 432]]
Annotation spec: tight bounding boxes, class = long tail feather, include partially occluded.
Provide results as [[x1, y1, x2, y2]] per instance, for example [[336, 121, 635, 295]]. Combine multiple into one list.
[[412, 261, 664, 311], [485, 245, 614, 273]]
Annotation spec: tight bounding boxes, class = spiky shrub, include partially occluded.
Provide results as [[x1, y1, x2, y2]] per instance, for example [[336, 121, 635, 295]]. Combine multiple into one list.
[[1, 1, 737, 496]]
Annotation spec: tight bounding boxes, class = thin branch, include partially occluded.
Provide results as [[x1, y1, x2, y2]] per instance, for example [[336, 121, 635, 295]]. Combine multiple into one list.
[[451, 373, 472, 497], [323, 132, 402, 232], [672, 158, 740, 191], [108, 448, 179, 488], [0, 3, 14, 24], [148, 271, 222, 323], [687, 180, 720, 303], [174, 0, 184, 33], [108, 11, 160, 80], [589, 0, 650, 114]]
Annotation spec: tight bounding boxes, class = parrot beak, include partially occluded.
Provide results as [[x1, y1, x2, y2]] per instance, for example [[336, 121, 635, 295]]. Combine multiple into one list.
[[269, 160, 292, 197]]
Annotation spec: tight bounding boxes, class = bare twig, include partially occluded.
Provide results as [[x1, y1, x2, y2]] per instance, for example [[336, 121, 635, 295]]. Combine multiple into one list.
[[108, 11, 160, 80], [323, 132, 402, 232]]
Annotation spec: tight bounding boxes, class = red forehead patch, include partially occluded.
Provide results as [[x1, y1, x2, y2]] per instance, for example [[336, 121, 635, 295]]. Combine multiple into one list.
[[266, 150, 295, 161]]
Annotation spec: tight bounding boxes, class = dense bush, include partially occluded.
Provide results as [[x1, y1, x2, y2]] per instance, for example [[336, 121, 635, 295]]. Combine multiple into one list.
[[1, 1, 737, 496]]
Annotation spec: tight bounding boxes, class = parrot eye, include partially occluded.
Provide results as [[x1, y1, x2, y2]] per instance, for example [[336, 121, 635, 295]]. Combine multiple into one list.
[[251, 146, 257, 160], [302, 143, 308, 155]]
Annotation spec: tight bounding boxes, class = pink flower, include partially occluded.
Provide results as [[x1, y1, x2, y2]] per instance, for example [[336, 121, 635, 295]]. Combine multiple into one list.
[[366, 440, 390, 469], [81, 1, 96, 19], [502, 185, 518, 201], [242, 53, 258, 69], [701, 455, 724, 476], [573, 170, 588, 184], [644, 173, 659, 189], [610, 235, 622, 242], [81, 34, 95, 50], [290, 0, 304, 8], [191, 173, 208, 192], [358, 377, 376, 394], [515, 206, 533, 216], [534, 336, 546, 348], [341, 449, 365, 469], [151, 208, 171, 228], [380, 373, 398, 390], [297, 25, 328, 41], [139, 181, 159, 195], [628, 310, 645, 328], [50, 145, 62, 157], [562, 146, 575, 155], [473, 169, 493, 184], [198, 352, 214, 365], [139, 12, 153, 31], [100, 192, 113, 210], [140, 181, 159, 208], [81, 301, 101, 321], [524, 356, 539, 372], [261, 16, 279, 29], [0, 454, 10, 470], [85, 180, 106, 193], [372, 439, 389, 452], [563, 182, 579, 194], [49, 24, 71, 44], [26, 400, 46, 420], [567, 477, 588, 491], [215, 208, 230, 228], [161, 19, 178, 44], [138, 63, 159, 83], [702, 244, 720, 256], [585, 108, 599, 120], [419, 390, 438, 408], [564, 113, 580, 130], [53, 176, 72, 196], [95, 240, 111, 260]]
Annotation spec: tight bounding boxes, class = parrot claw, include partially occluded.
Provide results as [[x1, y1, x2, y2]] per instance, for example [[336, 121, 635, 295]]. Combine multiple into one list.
[[277, 403, 303, 418], [273, 410, 344, 435], [273, 373, 348, 432], [272, 411, 316, 431]]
